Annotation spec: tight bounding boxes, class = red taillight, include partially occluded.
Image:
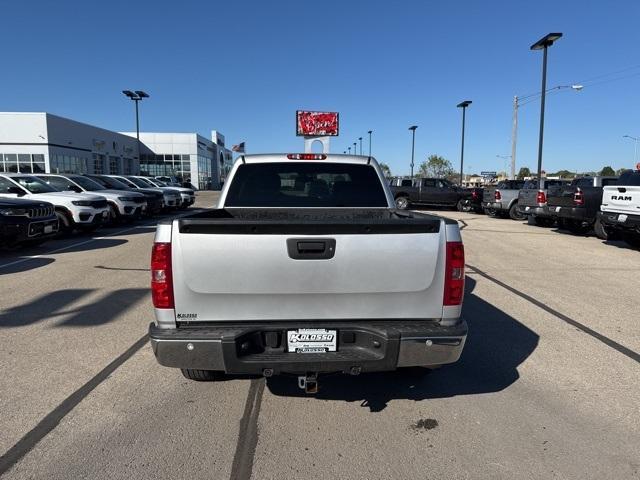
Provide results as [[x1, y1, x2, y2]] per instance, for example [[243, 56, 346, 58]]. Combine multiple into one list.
[[494, 190, 502, 200], [151, 242, 174, 309], [286, 154, 327, 160], [536, 190, 546, 204], [444, 242, 465, 306], [574, 188, 584, 206], [471, 190, 478, 199]]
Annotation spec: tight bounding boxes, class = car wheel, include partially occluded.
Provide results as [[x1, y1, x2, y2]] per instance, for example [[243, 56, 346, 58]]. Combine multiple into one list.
[[485, 208, 497, 217], [594, 217, 620, 240], [395, 196, 410, 210], [180, 369, 223, 381], [54, 210, 72, 235], [621, 231, 640, 249], [509, 203, 526, 221], [565, 219, 591, 235], [456, 199, 471, 212]]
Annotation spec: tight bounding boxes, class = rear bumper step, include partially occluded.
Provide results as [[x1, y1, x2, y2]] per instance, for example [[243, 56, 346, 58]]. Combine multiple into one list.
[[149, 320, 467, 375]]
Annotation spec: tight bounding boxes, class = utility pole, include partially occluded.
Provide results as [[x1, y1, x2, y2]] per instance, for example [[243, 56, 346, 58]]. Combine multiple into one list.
[[510, 96, 518, 180]]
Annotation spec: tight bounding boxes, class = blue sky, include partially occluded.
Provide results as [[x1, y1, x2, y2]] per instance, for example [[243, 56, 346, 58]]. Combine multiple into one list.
[[2, 0, 639, 175]]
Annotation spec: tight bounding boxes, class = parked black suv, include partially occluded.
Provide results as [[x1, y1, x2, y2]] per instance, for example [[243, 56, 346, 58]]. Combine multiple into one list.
[[0, 198, 58, 247]]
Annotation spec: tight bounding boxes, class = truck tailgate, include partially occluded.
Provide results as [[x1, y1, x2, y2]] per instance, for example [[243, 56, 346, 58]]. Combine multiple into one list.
[[547, 185, 576, 207], [602, 186, 640, 215], [170, 211, 447, 322], [518, 189, 541, 207]]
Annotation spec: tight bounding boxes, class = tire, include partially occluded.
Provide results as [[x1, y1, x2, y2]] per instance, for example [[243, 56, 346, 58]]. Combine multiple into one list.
[[593, 217, 620, 241], [509, 203, 526, 221], [565, 219, 591, 235], [181, 369, 223, 381], [54, 210, 72, 235], [456, 199, 471, 212], [621, 231, 640, 249], [395, 196, 410, 210]]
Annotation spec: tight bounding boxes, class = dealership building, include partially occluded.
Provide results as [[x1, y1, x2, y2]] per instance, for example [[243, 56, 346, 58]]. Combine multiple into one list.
[[0, 112, 233, 190]]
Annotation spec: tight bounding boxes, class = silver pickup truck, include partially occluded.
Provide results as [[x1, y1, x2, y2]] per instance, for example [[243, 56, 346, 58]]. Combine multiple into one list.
[[148, 154, 467, 392], [482, 180, 526, 220]]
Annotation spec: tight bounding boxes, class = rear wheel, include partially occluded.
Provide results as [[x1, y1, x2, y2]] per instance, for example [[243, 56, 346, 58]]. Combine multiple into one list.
[[594, 217, 620, 240], [509, 203, 525, 221], [395, 196, 410, 210], [456, 199, 471, 212], [181, 369, 223, 381]]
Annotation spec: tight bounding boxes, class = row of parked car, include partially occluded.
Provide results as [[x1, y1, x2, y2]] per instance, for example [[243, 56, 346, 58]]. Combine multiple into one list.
[[0, 173, 196, 248], [389, 169, 640, 249]]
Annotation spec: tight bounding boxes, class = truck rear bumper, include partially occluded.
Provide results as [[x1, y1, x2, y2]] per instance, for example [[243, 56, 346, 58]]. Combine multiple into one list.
[[598, 211, 640, 230], [517, 205, 549, 217], [149, 320, 467, 375]]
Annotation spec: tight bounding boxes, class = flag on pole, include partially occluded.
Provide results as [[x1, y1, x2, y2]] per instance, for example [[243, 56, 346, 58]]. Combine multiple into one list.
[[232, 142, 245, 153]]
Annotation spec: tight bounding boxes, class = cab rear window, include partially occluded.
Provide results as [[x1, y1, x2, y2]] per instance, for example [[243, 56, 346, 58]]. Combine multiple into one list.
[[225, 162, 388, 207], [617, 171, 640, 186]]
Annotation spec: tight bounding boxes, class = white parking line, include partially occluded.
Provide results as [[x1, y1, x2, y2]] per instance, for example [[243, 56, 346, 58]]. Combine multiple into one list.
[[0, 209, 205, 271]]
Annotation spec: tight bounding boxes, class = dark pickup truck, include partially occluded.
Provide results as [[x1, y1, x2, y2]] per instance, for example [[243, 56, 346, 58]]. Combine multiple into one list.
[[0, 197, 58, 247], [544, 176, 618, 235], [390, 177, 471, 210], [517, 179, 569, 226]]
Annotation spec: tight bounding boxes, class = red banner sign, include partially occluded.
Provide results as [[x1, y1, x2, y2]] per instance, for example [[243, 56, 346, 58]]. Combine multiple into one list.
[[296, 111, 339, 137]]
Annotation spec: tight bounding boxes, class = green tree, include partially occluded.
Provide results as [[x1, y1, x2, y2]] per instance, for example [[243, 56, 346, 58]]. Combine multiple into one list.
[[418, 154, 455, 178], [600, 166, 615, 176], [554, 169, 576, 178], [517, 167, 531, 179], [378, 162, 392, 178]]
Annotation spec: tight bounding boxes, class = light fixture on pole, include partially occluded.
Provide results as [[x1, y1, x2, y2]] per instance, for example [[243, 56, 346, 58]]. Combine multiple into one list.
[[623, 135, 639, 164], [530, 32, 562, 186], [510, 83, 581, 179], [353, 142, 357, 155], [358, 137, 363, 155], [408, 125, 418, 178], [348, 146, 351, 154], [122, 90, 150, 165], [367, 130, 373, 157], [456, 100, 472, 185]]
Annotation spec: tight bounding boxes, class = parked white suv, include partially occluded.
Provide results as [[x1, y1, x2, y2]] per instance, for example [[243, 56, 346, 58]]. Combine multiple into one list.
[[133, 176, 195, 208], [0, 174, 109, 233], [36, 174, 147, 223]]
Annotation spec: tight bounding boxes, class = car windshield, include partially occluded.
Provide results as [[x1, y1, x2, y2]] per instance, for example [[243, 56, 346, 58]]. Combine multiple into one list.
[[12, 176, 58, 194], [69, 176, 105, 191], [225, 162, 388, 207], [91, 176, 130, 190], [140, 178, 160, 187], [127, 177, 153, 188]]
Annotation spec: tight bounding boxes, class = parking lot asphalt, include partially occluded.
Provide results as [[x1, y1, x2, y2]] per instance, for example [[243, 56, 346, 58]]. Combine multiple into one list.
[[1, 194, 638, 480]]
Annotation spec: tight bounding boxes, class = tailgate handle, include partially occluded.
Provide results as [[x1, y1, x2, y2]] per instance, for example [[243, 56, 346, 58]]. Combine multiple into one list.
[[618, 187, 626, 193], [287, 238, 336, 260]]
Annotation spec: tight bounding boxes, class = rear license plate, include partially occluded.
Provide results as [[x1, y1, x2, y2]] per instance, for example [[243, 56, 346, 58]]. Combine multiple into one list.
[[555, 206, 561, 212], [287, 329, 337, 353], [618, 214, 628, 223], [44, 225, 54, 234]]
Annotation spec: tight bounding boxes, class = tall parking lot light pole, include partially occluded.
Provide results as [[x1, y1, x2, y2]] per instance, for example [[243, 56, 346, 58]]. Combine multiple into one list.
[[530, 32, 562, 186], [623, 135, 639, 164], [122, 90, 149, 164], [457, 101, 472, 185], [353, 142, 357, 155], [348, 146, 351, 154], [408, 125, 418, 178], [368, 130, 373, 156], [359, 137, 363, 155]]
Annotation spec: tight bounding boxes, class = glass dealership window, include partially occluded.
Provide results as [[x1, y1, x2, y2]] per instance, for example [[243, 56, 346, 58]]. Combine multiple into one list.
[[109, 156, 120, 174], [4, 154, 18, 172]]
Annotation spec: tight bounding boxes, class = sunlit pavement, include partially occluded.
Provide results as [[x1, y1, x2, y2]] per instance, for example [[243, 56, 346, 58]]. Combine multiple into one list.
[[1, 196, 638, 479]]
